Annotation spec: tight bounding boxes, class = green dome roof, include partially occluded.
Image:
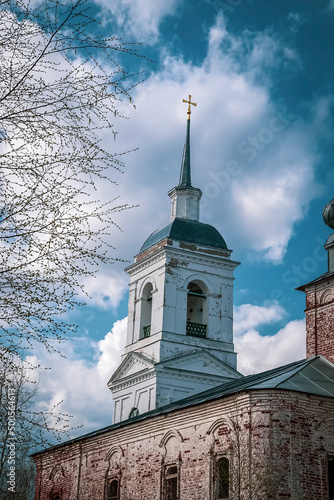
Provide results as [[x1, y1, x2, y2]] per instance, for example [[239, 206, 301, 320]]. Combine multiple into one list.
[[140, 218, 227, 253]]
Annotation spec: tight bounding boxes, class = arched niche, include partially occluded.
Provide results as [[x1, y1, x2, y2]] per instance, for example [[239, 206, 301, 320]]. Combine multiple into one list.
[[320, 289, 333, 305], [208, 418, 234, 499], [49, 465, 64, 500], [104, 446, 123, 500], [207, 417, 235, 452], [207, 417, 234, 437], [159, 429, 184, 460], [49, 465, 64, 482], [105, 445, 124, 465], [159, 429, 184, 448]]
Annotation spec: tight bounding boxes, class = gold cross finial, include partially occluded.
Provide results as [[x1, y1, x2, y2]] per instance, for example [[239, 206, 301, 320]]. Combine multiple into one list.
[[182, 94, 197, 119]]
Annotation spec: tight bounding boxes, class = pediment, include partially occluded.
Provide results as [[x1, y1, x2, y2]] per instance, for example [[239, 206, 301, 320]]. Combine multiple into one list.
[[108, 352, 155, 386], [156, 350, 242, 380]]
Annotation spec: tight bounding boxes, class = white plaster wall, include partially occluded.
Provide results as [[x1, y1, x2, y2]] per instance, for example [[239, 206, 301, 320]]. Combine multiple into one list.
[[163, 248, 235, 343], [126, 253, 167, 349], [125, 245, 238, 366], [113, 376, 157, 423], [159, 336, 237, 368], [156, 372, 233, 408]]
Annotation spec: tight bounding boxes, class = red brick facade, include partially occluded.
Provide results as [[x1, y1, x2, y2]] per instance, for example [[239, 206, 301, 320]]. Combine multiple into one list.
[[302, 275, 334, 364], [33, 389, 334, 500]]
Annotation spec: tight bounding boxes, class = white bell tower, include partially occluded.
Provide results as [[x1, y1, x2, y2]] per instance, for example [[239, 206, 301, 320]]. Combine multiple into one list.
[[108, 96, 242, 423]]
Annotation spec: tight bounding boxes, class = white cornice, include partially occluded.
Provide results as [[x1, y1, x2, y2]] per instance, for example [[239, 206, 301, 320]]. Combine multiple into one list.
[[125, 247, 166, 276], [111, 362, 236, 393], [125, 244, 239, 278], [165, 246, 239, 270], [160, 331, 236, 351], [157, 368, 234, 385], [110, 369, 156, 393]]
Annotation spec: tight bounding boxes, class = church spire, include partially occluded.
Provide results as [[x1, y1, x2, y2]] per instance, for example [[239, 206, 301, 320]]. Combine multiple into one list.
[[179, 95, 197, 187], [168, 95, 202, 222]]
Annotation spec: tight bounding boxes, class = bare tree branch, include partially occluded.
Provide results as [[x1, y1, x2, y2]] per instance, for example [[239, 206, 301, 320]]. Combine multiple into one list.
[[0, 0, 147, 358]]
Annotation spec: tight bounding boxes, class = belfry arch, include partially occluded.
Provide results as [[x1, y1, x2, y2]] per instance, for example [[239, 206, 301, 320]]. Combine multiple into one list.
[[186, 279, 209, 338], [140, 281, 153, 338]]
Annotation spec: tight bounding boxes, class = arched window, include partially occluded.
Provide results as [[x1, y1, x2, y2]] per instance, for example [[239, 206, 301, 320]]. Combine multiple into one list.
[[165, 465, 178, 500], [128, 407, 139, 419], [186, 281, 207, 338], [215, 457, 229, 499], [106, 478, 119, 500], [141, 282, 153, 338]]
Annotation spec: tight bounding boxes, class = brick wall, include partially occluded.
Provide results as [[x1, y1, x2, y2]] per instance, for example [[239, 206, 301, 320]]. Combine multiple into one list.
[[33, 389, 334, 500], [304, 277, 334, 363]]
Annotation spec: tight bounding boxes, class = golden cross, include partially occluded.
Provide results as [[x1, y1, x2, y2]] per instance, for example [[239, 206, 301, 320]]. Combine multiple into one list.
[[182, 94, 197, 119]]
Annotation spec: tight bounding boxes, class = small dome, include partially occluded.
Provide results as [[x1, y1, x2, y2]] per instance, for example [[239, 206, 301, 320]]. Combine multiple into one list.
[[325, 233, 334, 247], [140, 217, 228, 253]]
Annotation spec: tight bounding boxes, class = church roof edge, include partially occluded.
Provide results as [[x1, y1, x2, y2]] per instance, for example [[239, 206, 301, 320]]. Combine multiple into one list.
[[296, 270, 334, 291]]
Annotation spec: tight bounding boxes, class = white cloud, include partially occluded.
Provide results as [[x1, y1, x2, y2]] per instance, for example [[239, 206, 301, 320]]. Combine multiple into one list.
[[81, 270, 129, 309], [236, 320, 306, 375], [29, 318, 127, 436], [234, 302, 306, 375], [231, 159, 321, 263], [287, 12, 304, 33], [234, 301, 286, 337], [312, 95, 334, 139], [98, 16, 324, 280], [327, 0, 334, 11], [206, 15, 301, 83], [94, 0, 182, 44], [97, 318, 128, 378]]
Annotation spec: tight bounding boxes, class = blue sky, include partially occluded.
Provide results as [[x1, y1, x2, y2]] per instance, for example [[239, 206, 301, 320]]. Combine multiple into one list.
[[29, 0, 334, 438]]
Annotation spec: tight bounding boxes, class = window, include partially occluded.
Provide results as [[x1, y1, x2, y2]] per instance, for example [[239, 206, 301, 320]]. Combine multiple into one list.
[[186, 281, 207, 338], [128, 407, 139, 418], [106, 479, 119, 500], [141, 282, 153, 338], [329, 458, 334, 500], [165, 465, 178, 500], [215, 457, 229, 499]]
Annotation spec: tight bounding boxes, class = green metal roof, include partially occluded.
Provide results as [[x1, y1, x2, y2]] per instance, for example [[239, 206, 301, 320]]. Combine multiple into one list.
[[31, 356, 334, 457], [296, 270, 334, 290], [139, 217, 228, 253]]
